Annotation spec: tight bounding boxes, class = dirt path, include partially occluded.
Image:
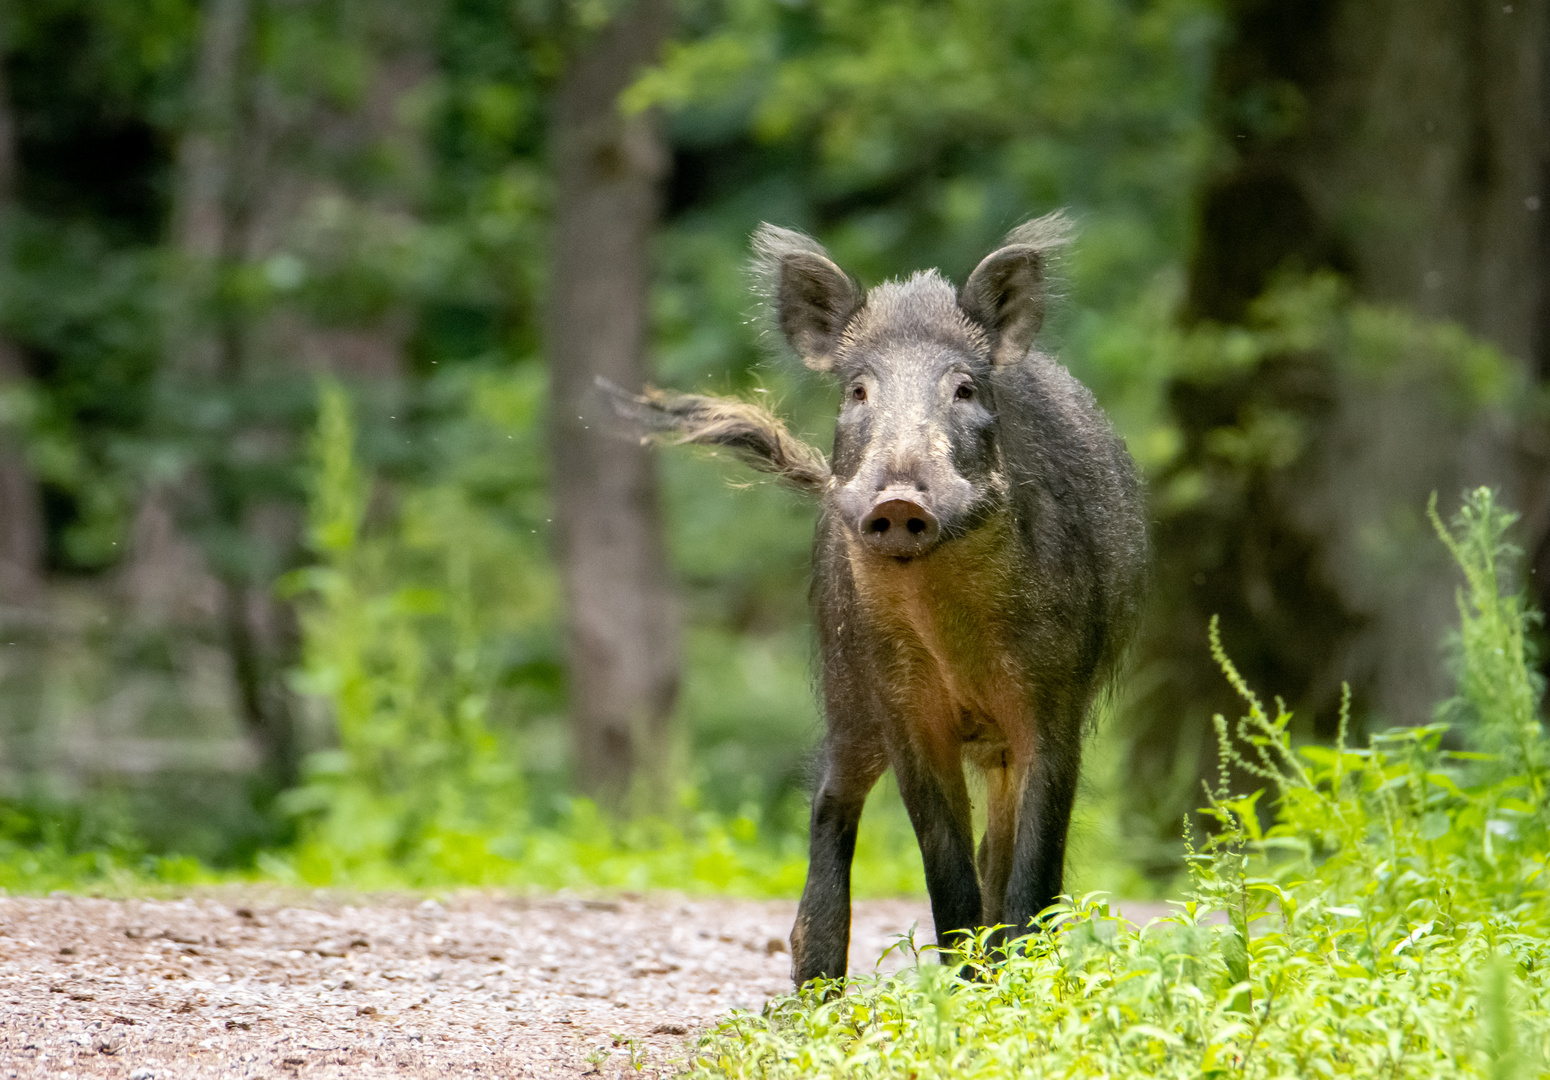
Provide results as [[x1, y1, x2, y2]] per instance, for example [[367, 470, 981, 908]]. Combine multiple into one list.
[[0, 891, 935, 1079], [0, 891, 1173, 1078]]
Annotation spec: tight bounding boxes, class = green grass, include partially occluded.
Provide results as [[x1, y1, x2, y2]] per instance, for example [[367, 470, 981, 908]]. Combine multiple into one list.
[[686, 487, 1550, 1079], [0, 772, 926, 900], [253, 775, 924, 898]]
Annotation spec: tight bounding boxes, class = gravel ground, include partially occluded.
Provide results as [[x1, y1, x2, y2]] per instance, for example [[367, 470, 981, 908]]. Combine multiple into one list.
[[0, 890, 936, 1079], [0, 891, 1173, 1079]]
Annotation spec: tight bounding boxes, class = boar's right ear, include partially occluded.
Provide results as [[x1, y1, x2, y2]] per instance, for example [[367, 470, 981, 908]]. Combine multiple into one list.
[[752, 224, 863, 372], [960, 212, 1072, 365]]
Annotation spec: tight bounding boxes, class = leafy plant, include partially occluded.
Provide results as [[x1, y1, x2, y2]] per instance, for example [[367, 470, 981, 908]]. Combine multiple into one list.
[[276, 378, 528, 871]]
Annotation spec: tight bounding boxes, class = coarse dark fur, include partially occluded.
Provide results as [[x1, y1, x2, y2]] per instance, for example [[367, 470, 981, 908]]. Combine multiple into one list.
[[601, 212, 1148, 985]]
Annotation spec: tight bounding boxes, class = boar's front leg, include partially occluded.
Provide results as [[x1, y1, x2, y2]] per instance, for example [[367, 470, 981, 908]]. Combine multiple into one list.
[[791, 729, 887, 985], [1003, 706, 1084, 934], [890, 732, 982, 962]]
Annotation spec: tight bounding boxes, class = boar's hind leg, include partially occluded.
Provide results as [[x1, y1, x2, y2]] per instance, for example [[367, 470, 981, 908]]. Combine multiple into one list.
[[791, 740, 887, 985], [1003, 723, 1083, 934], [977, 756, 1023, 935], [891, 742, 981, 963]]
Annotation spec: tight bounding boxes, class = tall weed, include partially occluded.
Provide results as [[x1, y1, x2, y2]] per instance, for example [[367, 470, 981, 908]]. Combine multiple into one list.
[[275, 379, 527, 877], [1431, 489, 1547, 785], [264, 379, 926, 896]]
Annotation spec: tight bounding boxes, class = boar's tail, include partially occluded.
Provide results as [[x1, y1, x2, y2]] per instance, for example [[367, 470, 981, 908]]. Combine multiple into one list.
[[597, 378, 832, 495]]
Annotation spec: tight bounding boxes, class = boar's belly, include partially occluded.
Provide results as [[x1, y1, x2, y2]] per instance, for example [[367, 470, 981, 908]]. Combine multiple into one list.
[[889, 653, 1031, 777]]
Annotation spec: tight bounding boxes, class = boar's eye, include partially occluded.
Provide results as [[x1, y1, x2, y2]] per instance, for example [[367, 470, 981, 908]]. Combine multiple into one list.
[[954, 383, 975, 402], [851, 384, 867, 403]]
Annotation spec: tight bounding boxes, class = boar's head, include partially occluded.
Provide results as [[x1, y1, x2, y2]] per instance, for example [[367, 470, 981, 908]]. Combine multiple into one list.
[[755, 217, 1067, 560]]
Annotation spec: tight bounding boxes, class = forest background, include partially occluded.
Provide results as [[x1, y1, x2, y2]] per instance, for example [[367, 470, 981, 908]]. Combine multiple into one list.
[[0, 0, 1546, 893]]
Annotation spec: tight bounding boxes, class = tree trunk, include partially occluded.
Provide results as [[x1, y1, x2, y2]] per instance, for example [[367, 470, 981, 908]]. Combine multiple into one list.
[[0, 23, 45, 610], [123, 0, 253, 625], [1189, 0, 1550, 687], [171, 0, 253, 321], [0, 346, 42, 610], [1188, 1, 1549, 357], [1124, 0, 1550, 842], [126, 0, 300, 791], [1178, 0, 1543, 712], [547, 0, 679, 814], [0, 36, 48, 777]]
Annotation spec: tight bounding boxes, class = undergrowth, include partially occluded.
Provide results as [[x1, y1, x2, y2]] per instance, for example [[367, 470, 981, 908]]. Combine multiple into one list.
[[263, 379, 927, 898], [688, 486, 1550, 1079], [0, 796, 214, 895]]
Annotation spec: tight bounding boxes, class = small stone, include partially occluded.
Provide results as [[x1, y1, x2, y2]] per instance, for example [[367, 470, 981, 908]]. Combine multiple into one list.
[[129, 1069, 155, 1080], [59, 945, 76, 956], [651, 1022, 688, 1035], [764, 937, 788, 955], [356, 1005, 377, 1017]]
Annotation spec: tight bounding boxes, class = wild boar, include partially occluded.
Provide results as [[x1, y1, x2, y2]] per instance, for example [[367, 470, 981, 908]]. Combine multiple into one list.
[[604, 213, 1147, 984]]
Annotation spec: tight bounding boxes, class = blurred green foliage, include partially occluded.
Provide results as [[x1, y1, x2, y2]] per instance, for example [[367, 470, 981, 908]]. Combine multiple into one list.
[[0, 0, 1540, 898]]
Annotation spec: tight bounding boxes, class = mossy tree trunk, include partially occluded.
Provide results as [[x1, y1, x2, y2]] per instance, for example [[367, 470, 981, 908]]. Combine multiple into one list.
[[547, 0, 681, 814], [1129, 0, 1550, 853], [0, 36, 43, 611], [124, 0, 300, 793]]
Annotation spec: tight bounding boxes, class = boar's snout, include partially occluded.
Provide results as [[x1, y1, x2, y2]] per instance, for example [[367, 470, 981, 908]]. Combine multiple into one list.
[[859, 491, 940, 558]]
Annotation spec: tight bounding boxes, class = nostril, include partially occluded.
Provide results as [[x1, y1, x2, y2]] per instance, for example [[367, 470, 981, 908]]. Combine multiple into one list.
[[907, 518, 926, 535], [869, 518, 890, 534]]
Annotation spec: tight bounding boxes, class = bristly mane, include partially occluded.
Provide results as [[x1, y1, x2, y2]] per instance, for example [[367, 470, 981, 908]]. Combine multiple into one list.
[[839, 271, 991, 365]]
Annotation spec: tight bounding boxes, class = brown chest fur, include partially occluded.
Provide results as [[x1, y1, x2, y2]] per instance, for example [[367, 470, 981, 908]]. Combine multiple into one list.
[[845, 518, 1032, 771]]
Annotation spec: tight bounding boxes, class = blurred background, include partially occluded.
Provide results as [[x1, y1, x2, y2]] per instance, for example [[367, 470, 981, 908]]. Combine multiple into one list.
[[0, 0, 1545, 892]]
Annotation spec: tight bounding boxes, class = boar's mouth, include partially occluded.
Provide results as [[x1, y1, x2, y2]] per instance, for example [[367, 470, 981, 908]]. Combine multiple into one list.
[[858, 496, 941, 559]]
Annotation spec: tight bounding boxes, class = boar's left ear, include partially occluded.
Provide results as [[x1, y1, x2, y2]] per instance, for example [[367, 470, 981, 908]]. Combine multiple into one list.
[[960, 212, 1072, 365]]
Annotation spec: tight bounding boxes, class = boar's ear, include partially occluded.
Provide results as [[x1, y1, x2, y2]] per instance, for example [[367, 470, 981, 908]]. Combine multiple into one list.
[[752, 224, 863, 372], [960, 212, 1072, 365]]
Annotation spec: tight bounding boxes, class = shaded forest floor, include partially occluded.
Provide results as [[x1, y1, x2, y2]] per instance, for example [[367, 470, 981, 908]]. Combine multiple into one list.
[[0, 890, 1171, 1078]]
